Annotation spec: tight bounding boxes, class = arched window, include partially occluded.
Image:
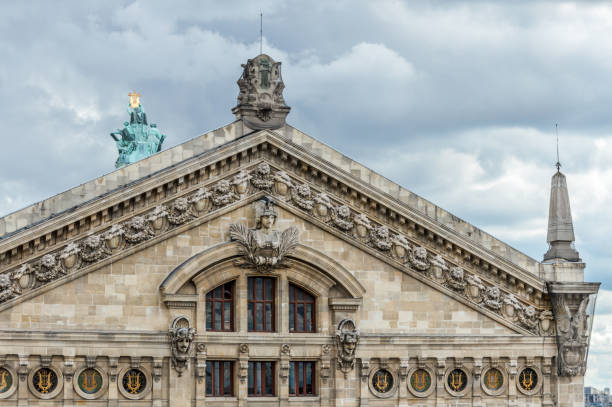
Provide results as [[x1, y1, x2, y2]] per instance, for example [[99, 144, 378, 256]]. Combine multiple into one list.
[[206, 281, 235, 332], [289, 283, 316, 333], [248, 277, 275, 332]]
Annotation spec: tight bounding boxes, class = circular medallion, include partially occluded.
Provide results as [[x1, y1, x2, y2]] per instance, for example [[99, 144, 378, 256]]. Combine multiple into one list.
[[73, 367, 107, 400], [481, 367, 506, 396], [407, 367, 435, 398], [118, 367, 151, 400], [368, 368, 398, 398], [516, 366, 541, 396], [444, 368, 471, 397], [0, 366, 17, 399], [28, 366, 63, 399]]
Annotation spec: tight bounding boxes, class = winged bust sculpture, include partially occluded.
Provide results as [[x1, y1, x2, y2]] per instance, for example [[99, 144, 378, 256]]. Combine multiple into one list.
[[229, 197, 299, 272]]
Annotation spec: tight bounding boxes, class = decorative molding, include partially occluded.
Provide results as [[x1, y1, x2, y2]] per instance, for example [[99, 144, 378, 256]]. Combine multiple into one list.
[[328, 297, 362, 312], [0, 158, 552, 335]]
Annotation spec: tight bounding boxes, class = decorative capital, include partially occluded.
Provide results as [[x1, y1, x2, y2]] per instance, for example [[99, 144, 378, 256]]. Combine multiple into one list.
[[232, 54, 290, 130]]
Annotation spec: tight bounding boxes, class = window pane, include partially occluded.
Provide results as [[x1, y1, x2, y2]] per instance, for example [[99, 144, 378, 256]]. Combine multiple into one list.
[[206, 363, 212, 395], [289, 285, 294, 301], [306, 363, 313, 394], [306, 304, 313, 332], [224, 362, 231, 395], [264, 362, 273, 395], [224, 302, 231, 330], [214, 301, 222, 330], [265, 279, 273, 300], [206, 303, 212, 330], [256, 278, 263, 300], [224, 284, 232, 299], [298, 362, 304, 393], [289, 304, 295, 332], [248, 278, 253, 300], [297, 303, 304, 331], [214, 362, 220, 395], [256, 303, 264, 331], [289, 362, 295, 395], [265, 303, 272, 331], [256, 363, 262, 395], [248, 302, 254, 331], [214, 285, 222, 299], [248, 363, 254, 395], [297, 288, 303, 301]]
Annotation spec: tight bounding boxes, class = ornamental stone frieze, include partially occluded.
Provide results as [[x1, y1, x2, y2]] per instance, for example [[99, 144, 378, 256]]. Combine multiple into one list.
[[0, 161, 551, 335]]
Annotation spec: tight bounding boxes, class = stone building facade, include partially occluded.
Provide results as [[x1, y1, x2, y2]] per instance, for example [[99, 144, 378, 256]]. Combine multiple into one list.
[[0, 54, 599, 406]]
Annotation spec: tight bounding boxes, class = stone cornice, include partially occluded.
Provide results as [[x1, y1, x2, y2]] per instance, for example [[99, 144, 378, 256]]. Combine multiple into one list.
[[0, 132, 556, 336]]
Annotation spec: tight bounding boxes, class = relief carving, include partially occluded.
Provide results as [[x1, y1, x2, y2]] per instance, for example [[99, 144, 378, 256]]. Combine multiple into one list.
[[446, 266, 466, 292], [330, 205, 354, 231], [409, 246, 430, 271], [353, 213, 372, 239], [250, 163, 274, 191], [370, 226, 392, 251], [336, 318, 360, 375], [0, 265, 28, 302], [169, 316, 196, 377], [34, 254, 65, 283], [313, 193, 333, 218], [549, 287, 595, 376], [167, 197, 194, 225], [79, 235, 111, 263], [391, 234, 410, 260], [229, 197, 299, 271], [518, 305, 540, 333], [123, 216, 155, 244], [483, 286, 502, 311], [212, 179, 238, 206], [291, 183, 314, 211]]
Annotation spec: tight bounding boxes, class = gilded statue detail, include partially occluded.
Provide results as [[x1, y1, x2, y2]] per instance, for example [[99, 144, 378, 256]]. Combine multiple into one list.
[[229, 197, 299, 272]]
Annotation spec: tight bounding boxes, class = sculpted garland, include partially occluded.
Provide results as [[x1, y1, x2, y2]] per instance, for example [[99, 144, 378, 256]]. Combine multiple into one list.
[[0, 162, 551, 335]]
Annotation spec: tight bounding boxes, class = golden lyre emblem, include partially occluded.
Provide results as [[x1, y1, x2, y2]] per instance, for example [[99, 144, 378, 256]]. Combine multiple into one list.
[[128, 91, 141, 109], [519, 368, 536, 391], [372, 369, 392, 393], [0, 369, 9, 393], [484, 368, 503, 391], [411, 369, 431, 392], [36, 369, 54, 393], [448, 369, 466, 392], [79, 369, 101, 394], [125, 370, 143, 394]]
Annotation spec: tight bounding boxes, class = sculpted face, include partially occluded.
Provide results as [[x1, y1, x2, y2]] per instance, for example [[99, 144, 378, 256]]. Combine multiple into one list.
[[175, 328, 192, 353], [343, 339, 356, 356], [261, 215, 275, 229]]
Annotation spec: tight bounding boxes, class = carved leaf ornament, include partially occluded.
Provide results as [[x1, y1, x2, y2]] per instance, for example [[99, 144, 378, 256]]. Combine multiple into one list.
[[0, 162, 548, 335]]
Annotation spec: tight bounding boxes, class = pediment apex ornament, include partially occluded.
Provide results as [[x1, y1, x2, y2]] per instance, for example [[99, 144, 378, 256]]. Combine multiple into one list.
[[548, 282, 598, 376], [168, 316, 196, 377], [233, 54, 290, 130], [229, 197, 299, 272], [335, 318, 360, 376]]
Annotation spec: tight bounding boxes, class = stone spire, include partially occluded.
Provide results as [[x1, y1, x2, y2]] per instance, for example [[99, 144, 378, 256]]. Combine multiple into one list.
[[232, 54, 290, 131], [543, 168, 580, 262]]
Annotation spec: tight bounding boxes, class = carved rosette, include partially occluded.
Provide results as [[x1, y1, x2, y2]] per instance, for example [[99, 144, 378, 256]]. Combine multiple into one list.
[[335, 319, 360, 375], [169, 316, 196, 377]]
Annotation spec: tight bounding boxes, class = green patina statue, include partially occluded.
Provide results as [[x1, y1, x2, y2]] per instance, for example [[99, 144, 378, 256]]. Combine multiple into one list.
[[110, 92, 166, 168]]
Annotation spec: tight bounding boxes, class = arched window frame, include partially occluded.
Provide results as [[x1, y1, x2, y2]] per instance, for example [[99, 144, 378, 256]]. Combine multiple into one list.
[[288, 283, 316, 333]]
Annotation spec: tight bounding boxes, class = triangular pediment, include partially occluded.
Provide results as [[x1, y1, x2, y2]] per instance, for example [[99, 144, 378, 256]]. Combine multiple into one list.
[[0, 124, 553, 336]]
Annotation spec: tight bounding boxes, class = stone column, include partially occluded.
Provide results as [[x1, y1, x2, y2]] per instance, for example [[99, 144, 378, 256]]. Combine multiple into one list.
[[507, 359, 517, 407], [359, 359, 370, 407], [17, 355, 28, 407], [152, 357, 163, 407], [279, 344, 290, 407], [472, 358, 482, 407], [62, 358, 75, 407], [237, 275, 248, 334], [542, 357, 554, 407], [398, 359, 409, 407], [238, 344, 249, 407], [435, 359, 446, 407], [195, 345, 207, 407], [320, 345, 332, 407], [107, 356, 119, 407]]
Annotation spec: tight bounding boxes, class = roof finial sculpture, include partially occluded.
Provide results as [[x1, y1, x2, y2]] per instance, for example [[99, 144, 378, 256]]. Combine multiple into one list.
[[543, 141, 580, 262], [232, 54, 290, 130], [110, 92, 166, 168]]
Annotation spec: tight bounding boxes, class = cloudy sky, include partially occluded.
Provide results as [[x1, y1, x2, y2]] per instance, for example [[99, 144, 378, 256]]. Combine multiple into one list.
[[1, 0, 612, 386]]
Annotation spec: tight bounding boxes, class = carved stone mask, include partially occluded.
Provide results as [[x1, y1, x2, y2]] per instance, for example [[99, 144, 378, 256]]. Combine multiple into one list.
[[173, 327, 193, 353]]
